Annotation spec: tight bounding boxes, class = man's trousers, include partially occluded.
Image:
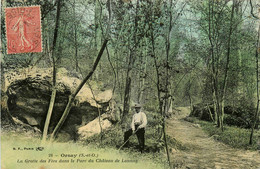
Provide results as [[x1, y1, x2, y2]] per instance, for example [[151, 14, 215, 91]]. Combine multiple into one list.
[[123, 125, 145, 152]]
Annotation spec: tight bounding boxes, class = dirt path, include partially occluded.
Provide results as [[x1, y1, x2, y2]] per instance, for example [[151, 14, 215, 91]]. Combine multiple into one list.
[[166, 107, 260, 169]]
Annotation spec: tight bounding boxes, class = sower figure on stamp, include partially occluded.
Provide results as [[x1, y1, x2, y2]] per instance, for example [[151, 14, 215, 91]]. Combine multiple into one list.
[[12, 9, 35, 51], [123, 103, 147, 152]]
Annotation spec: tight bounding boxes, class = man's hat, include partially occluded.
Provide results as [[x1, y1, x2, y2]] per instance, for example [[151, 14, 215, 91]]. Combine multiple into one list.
[[134, 103, 141, 108]]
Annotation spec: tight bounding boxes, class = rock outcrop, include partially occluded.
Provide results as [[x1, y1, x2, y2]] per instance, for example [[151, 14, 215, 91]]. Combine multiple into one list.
[[3, 67, 116, 141], [77, 114, 113, 141], [1, 90, 15, 125]]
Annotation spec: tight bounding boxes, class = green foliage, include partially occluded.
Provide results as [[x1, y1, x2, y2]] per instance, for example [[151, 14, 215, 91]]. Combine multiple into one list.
[[224, 114, 250, 128], [190, 103, 255, 128], [224, 99, 255, 128], [195, 119, 259, 150]]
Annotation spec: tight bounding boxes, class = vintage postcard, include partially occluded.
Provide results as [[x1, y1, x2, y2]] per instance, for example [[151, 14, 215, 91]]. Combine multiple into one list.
[[1, 0, 260, 169], [5, 6, 42, 54]]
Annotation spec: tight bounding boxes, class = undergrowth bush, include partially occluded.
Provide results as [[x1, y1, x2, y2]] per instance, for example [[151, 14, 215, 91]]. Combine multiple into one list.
[[190, 103, 255, 128], [82, 122, 164, 153], [188, 117, 260, 150]]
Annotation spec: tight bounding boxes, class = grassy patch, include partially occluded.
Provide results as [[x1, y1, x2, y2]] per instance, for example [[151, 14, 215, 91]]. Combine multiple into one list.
[[185, 117, 260, 150], [166, 135, 189, 151], [1, 131, 165, 169]]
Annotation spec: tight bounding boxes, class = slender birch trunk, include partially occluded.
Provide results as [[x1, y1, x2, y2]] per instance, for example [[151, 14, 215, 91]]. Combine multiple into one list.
[[50, 39, 108, 141], [42, 0, 62, 142]]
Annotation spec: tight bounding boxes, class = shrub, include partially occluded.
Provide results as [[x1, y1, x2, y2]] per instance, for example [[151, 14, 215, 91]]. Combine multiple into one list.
[[196, 119, 259, 150], [190, 103, 255, 128]]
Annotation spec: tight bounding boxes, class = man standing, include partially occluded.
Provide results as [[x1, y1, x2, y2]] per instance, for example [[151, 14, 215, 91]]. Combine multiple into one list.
[[123, 103, 147, 152]]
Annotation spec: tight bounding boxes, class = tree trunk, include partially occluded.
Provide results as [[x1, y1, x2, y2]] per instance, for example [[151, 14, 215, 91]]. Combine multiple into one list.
[[208, 0, 220, 127], [94, 0, 101, 80], [122, 75, 131, 121], [207, 104, 214, 122], [50, 39, 108, 141], [1, 61, 5, 91], [42, 88, 56, 141], [161, 0, 174, 167], [138, 57, 147, 104], [74, 0, 79, 72], [87, 82, 103, 144], [250, 24, 260, 145], [122, 0, 139, 121], [162, 118, 171, 168], [42, 0, 62, 142], [219, 0, 235, 132]]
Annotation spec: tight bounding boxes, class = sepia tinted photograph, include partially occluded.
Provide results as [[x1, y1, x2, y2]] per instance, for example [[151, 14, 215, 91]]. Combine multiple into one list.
[[1, 0, 260, 169]]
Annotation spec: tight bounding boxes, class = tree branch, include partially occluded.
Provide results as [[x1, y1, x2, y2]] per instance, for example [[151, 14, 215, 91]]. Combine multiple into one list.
[[249, 0, 259, 19]]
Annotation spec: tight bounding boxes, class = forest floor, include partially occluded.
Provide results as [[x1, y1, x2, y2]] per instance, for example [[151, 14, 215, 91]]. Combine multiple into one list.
[[166, 107, 260, 169]]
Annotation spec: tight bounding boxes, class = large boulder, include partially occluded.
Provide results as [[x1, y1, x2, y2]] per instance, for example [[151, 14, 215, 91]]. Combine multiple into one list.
[[3, 66, 113, 106], [3, 67, 118, 139], [7, 77, 72, 128], [77, 114, 113, 141], [1, 90, 15, 125], [5, 70, 115, 140]]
